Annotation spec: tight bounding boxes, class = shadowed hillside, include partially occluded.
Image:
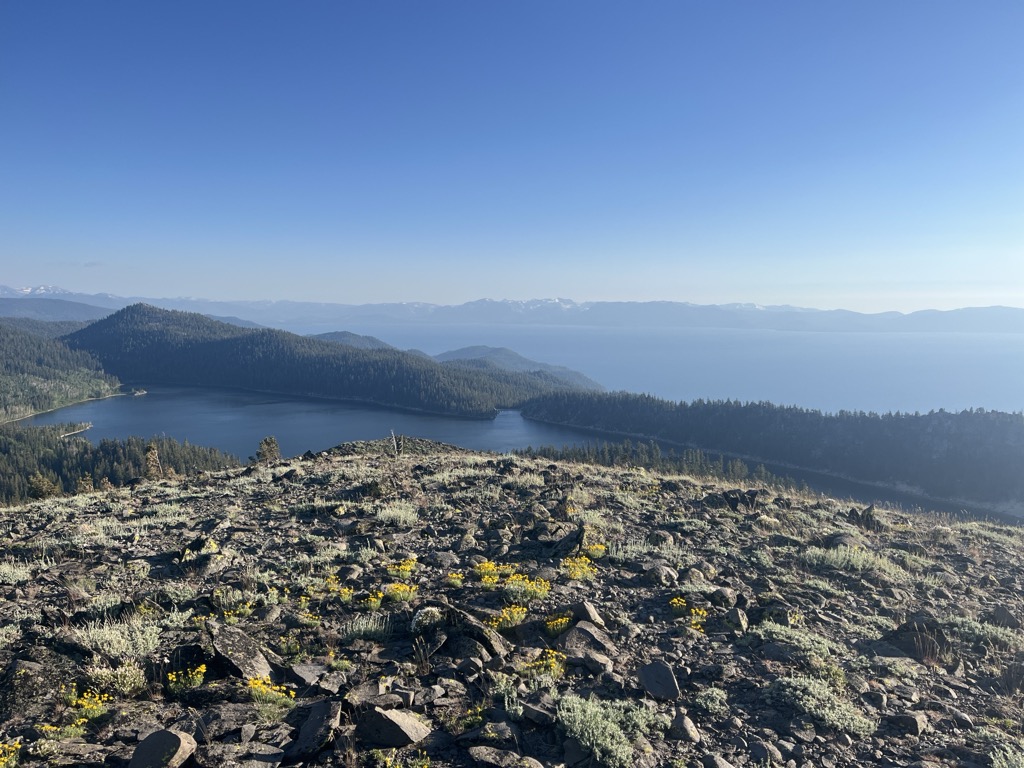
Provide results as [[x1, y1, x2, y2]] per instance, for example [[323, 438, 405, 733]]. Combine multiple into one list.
[[64, 304, 588, 419], [521, 391, 1024, 513]]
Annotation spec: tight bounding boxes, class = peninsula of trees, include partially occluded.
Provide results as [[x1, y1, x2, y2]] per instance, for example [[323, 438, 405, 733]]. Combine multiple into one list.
[[521, 391, 1024, 508]]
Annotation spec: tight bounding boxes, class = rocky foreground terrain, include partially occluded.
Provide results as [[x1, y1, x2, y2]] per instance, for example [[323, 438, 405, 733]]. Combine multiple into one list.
[[2, 438, 1024, 768]]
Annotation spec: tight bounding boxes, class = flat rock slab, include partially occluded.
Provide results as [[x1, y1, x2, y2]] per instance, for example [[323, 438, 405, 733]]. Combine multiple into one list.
[[557, 620, 619, 656], [129, 729, 197, 768], [286, 699, 343, 759], [211, 625, 272, 680], [357, 706, 432, 747], [638, 660, 680, 700]]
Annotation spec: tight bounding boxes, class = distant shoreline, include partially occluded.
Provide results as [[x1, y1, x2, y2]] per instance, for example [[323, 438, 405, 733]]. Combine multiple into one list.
[[2, 390, 125, 427]]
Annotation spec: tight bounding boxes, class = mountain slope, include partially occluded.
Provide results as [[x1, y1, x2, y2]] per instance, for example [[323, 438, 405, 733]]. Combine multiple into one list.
[[0, 317, 93, 339], [0, 297, 113, 322], [63, 304, 585, 418], [0, 324, 120, 421], [310, 330, 395, 350], [434, 345, 604, 391]]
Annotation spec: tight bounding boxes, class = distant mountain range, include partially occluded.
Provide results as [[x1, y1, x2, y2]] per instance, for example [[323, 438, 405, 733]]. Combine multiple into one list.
[[2, 285, 1024, 334]]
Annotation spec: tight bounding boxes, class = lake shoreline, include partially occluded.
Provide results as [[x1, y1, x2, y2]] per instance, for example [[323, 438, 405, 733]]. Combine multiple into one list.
[[20, 386, 593, 462], [2, 390, 126, 427]]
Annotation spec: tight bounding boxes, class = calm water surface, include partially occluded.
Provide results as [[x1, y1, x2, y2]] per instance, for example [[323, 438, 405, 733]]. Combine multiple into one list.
[[24, 387, 597, 461]]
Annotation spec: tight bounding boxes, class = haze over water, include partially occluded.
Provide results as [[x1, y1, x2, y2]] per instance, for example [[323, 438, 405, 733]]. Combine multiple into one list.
[[341, 324, 1024, 415]]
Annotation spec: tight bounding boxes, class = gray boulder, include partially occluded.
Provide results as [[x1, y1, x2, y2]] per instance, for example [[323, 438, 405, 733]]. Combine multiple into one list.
[[357, 707, 432, 747], [129, 729, 197, 768], [638, 660, 680, 701]]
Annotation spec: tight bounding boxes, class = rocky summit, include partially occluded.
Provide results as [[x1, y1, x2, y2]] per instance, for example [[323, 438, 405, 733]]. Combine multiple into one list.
[[1, 438, 1022, 768]]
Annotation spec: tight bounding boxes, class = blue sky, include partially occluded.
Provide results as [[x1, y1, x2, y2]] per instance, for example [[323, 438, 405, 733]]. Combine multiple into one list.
[[2, 1, 1021, 311]]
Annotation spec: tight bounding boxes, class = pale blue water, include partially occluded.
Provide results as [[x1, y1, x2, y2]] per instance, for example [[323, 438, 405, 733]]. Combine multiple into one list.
[[341, 324, 1024, 414]]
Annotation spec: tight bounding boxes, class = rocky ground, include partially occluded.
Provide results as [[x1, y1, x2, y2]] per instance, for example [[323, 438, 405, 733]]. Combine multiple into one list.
[[1, 437, 1024, 768]]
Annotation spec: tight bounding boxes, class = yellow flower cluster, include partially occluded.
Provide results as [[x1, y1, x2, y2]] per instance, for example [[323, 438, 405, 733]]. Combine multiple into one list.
[[669, 596, 688, 616], [386, 557, 418, 580], [690, 606, 709, 634], [560, 555, 598, 581], [520, 649, 566, 679], [473, 560, 517, 579], [360, 590, 384, 611], [64, 686, 112, 720], [298, 610, 322, 627], [0, 739, 20, 768], [324, 575, 355, 603], [480, 574, 499, 589], [384, 583, 418, 603], [583, 542, 607, 559], [486, 604, 528, 630], [503, 573, 551, 603], [222, 603, 254, 624], [277, 630, 301, 656], [247, 676, 296, 705], [166, 663, 206, 696], [545, 613, 573, 637], [445, 571, 465, 587], [39, 718, 88, 740]]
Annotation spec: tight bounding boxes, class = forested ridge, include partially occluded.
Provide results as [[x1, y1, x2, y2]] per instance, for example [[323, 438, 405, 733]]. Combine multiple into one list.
[[0, 322, 120, 421], [521, 391, 1024, 506], [517, 438, 792, 488], [64, 304, 581, 418], [0, 317, 92, 339], [0, 424, 238, 504]]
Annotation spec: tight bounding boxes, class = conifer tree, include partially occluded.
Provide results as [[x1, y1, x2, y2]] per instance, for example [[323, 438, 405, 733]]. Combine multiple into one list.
[[256, 435, 281, 465]]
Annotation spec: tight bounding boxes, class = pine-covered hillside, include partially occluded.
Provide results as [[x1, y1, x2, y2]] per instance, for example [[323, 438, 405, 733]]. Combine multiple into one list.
[[0, 323, 120, 422], [64, 304, 588, 418]]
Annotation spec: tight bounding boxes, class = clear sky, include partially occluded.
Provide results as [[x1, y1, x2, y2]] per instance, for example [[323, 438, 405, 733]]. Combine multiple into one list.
[[1, 1, 1021, 312]]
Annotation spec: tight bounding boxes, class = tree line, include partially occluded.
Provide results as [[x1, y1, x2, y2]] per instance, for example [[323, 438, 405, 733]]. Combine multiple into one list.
[[0, 424, 239, 505], [516, 438, 798, 489], [520, 391, 1024, 505]]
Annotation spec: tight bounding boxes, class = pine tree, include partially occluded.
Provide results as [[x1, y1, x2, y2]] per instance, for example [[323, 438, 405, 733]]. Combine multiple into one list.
[[256, 435, 281, 465], [145, 442, 163, 480]]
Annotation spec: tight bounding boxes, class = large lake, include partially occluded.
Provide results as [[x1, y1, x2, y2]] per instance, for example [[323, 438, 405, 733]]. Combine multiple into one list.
[[339, 324, 1024, 415], [24, 387, 597, 461], [20, 324, 1024, 516]]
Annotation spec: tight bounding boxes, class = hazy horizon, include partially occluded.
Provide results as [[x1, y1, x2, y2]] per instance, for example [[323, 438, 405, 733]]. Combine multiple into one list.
[[5, 283, 1024, 316], [3, 2, 1021, 313]]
